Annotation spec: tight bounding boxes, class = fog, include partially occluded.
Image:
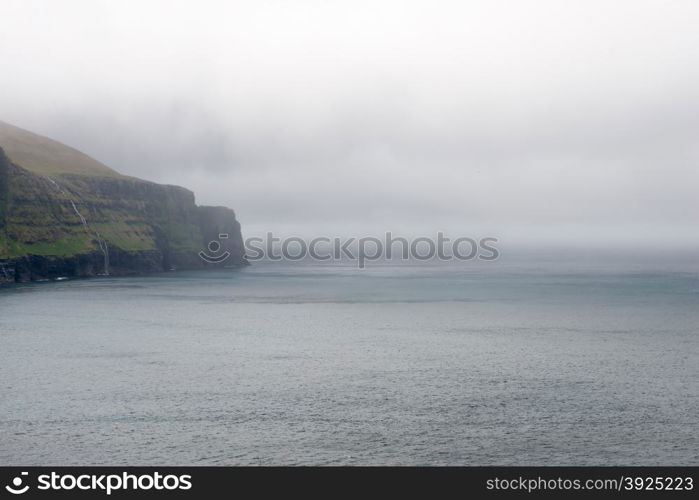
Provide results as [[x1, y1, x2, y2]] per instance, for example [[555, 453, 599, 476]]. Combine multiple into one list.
[[2, 0, 698, 245]]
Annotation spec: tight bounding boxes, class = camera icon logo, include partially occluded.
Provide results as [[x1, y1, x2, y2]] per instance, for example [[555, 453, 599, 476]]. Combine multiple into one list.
[[5, 472, 29, 495], [198, 233, 231, 263]]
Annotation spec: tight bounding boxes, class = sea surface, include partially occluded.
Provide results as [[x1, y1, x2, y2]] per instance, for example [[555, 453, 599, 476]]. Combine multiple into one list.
[[1, 260, 698, 465]]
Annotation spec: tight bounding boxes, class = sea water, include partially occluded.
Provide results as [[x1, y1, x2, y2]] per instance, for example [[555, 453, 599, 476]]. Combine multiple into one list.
[[1, 260, 697, 465]]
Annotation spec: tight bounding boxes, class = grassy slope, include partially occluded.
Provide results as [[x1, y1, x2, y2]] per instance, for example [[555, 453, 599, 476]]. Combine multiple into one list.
[[0, 120, 124, 178]]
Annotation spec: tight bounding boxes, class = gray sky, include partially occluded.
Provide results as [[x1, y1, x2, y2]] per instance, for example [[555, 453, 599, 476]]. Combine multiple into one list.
[[1, 0, 698, 245]]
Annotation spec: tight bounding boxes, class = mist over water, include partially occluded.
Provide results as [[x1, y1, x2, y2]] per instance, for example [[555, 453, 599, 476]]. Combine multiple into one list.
[[1, 260, 697, 465], [2, 1, 699, 245], [1, 0, 698, 467]]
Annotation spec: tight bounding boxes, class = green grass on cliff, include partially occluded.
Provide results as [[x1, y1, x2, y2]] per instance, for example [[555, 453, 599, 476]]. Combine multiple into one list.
[[90, 222, 156, 252], [5, 232, 94, 257], [3, 222, 160, 257]]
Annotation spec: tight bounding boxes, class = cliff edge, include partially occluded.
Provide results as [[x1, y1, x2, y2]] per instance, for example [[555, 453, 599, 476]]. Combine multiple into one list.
[[0, 121, 247, 283]]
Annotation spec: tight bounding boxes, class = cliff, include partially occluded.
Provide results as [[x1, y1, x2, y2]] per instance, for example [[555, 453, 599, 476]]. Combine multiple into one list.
[[0, 121, 247, 283]]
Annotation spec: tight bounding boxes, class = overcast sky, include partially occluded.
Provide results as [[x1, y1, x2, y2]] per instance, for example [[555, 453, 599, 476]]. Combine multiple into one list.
[[1, 0, 698, 245]]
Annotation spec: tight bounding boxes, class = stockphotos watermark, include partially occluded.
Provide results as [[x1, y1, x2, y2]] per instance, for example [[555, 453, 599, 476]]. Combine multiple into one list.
[[4, 471, 192, 495], [199, 232, 499, 268]]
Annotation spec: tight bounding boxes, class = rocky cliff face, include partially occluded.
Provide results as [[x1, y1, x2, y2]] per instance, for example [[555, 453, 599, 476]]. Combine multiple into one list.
[[0, 138, 247, 283]]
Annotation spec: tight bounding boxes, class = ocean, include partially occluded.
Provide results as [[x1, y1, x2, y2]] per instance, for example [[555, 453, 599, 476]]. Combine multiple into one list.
[[1, 260, 698, 465]]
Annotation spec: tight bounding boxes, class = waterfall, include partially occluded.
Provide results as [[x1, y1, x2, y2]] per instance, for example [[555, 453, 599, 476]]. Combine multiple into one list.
[[0, 262, 10, 280], [45, 177, 110, 275]]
